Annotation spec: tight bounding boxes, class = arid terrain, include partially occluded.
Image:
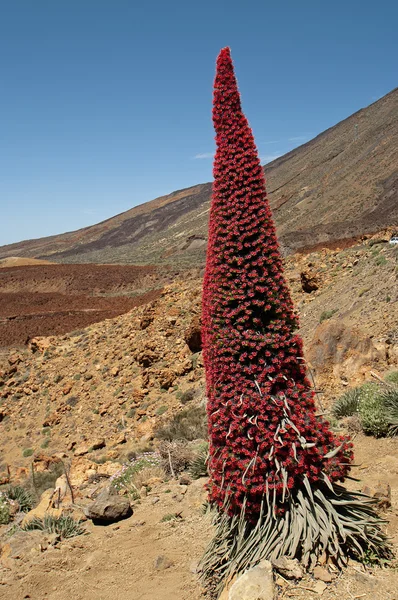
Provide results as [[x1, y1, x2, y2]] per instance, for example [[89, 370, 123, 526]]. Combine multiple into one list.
[[0, 232, 398, 599], [0, 86, 397, 600], [0, 89, 396, 267], [0, 261, 176, 347]]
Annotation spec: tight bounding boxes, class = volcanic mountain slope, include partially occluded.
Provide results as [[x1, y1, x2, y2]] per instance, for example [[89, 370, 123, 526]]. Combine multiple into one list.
[[0, 88, 397, 266], [1, 237, 398, 600]]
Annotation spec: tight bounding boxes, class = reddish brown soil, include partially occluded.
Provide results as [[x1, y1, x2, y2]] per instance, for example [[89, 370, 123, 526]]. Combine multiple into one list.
[[0, 264, 164, 348]]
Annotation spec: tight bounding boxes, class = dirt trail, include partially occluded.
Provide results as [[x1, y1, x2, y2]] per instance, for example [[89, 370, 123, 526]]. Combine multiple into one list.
[[1, 438, 398, 600]]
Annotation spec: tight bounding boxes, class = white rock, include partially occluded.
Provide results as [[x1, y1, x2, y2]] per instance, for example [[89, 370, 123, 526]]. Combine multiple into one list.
[[228, 560, 274, 600]]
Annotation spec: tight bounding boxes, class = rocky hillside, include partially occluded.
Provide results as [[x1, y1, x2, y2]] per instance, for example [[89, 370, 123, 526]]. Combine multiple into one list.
[[1, 235, 398, 598], [0, 89, 397, 266], [1, 232, 397, 474]]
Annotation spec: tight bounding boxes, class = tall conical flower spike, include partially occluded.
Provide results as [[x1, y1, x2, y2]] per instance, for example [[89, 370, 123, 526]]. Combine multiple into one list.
[[200, 47, 391, 597]]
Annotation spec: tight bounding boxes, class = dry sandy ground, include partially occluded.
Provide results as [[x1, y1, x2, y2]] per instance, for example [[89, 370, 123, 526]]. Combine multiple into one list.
[[1, 436, 398, 600]]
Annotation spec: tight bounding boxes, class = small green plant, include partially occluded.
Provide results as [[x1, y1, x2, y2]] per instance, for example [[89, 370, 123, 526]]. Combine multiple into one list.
[[22, 515, 85, 538], [332, 383, 398, 438], [0, 496, 10, 525], [155, 405, 207, 441], [358, 383, 389, 437], [160, 512, 182, 522], [332, 388, 361, 418], [374, 255, 387, 266], [384, 371, 398, 385], [319, 308, 338, 323], [110, 455, 163, 499], [179, 389, 196, 404], [41, 439, 50, 449], [156, 405, 168, 416], [189, 443, 209, 479], [23, 448, 34, 457], [6, 486, 34, 512], [382, 387, 398, 436]]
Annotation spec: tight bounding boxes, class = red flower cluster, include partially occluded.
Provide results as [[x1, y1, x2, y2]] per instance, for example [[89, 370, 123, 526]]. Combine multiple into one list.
[[202, 47, 352, 519]]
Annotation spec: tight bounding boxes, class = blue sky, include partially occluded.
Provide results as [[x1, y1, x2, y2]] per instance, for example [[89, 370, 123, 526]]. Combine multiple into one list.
[[1, 0, 397, 246]]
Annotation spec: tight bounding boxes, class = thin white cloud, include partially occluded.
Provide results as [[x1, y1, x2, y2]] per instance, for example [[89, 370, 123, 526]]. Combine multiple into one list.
[[288, 136, 308, 142], [260, 140, 281, 145], [260, 153, 282, 164], [193, 152, 214, 159]]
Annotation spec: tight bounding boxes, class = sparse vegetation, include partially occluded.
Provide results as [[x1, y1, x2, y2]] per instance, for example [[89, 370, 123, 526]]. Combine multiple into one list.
[[359, 383, 389, 437], [22, 448, 34, 457], [382, 387, 398, 436], [155, 405, 207, 441], [319, 308, 339, 323], [332, 381, 398, 438], [28, 460, 65, 499], [332, 387, 361, 418], [22, 515, 85, 538], [160, 512, 182, 523], [6, 486, 34, 512], [178, 388, 195, 404], [188, 443, 208, 479], [110, 454, 163, 499], [158, 441, 194, 476], [0, 495, 10, 525], [384, 371, 398, 385]]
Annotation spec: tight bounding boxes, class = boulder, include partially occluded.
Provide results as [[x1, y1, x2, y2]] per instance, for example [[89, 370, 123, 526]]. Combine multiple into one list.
[[307, 320, 384, 382], [85, 489, 133, 524], [228, 560, 274, 600], [300, 270, 319, 293], [21, 489, 63, 527]]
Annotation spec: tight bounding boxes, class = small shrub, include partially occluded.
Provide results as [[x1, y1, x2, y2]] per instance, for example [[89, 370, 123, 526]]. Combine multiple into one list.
[[374, 255, 387, 266], [22, 515, 85, 538], [0, 496, 10, 525], [384, 371, 398, 385], [23, 448, 34, 457], [382, 387, 398, 436], [332, 388, 361, 419], [110, 454, 162, 498], [156, 405, 168, 416], [41, 439, 50, 449], [6, 486, 34, 512], [179, 389, 195, 404], [155, 405, 207, 441], [28, 460, 65, 499], [158, 441, 194, 475], [189, 443, 209, 479], [66, 396, 79, 407], [160, 512, 182, 522], [319, 309, 338, 323], [132, 466, 166, 490], [358, 383, 389, 438]]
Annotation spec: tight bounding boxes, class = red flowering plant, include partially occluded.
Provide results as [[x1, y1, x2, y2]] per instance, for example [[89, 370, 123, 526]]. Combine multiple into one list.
[[200, 47, 390, 596]]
